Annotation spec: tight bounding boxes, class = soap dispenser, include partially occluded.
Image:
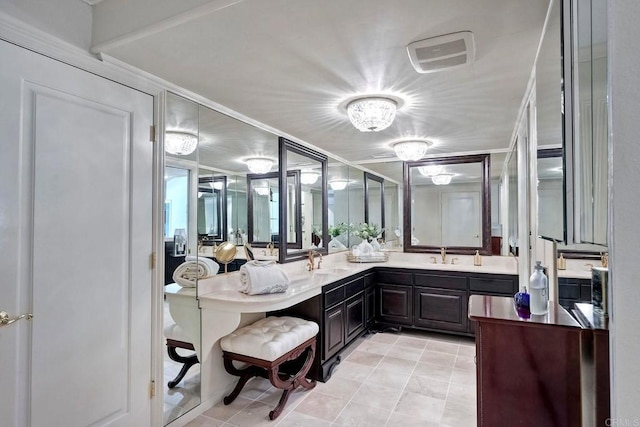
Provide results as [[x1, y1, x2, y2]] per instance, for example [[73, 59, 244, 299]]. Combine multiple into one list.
[[557, 253, 566, 270], [529, 261, 549, 315], [473, 250, 482, 266]]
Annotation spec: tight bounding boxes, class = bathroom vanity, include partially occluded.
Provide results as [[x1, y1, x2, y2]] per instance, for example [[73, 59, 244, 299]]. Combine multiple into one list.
[[165, 251, 520, 407]]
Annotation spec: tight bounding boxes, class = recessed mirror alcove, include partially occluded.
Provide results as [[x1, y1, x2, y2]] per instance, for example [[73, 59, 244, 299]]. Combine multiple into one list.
[[404, 154, 491, 254]]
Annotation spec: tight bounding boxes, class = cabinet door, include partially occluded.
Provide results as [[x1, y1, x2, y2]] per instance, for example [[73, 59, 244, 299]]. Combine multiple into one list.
[[378, 284, 412, 325], [345, 293, 365, 343], [365, 286, 375, 326], [414, 286, 468, 332], [324, 304, 345, 360]]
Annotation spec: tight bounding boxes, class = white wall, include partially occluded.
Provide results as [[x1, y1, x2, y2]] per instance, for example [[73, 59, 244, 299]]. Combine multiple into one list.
[[0, 0, 92, 50], [609, 0, 640, 420]]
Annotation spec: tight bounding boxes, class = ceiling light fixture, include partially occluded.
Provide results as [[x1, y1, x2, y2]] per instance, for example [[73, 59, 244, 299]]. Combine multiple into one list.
[[165, 131, 198, 155], [418, 165, 444, 177], [300, 171, 320, 185], [393, 140, 432, 161], [431, 174, 453, 185], [346, 97, 397, 132], [329, 179, 349, 191], [245, 157, 274, 174], [254, 187, 270, 196]]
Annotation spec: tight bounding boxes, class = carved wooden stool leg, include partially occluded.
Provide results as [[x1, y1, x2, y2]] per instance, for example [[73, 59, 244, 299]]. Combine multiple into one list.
[[167, 344, 199, 388], [222, 357, 265, 405]]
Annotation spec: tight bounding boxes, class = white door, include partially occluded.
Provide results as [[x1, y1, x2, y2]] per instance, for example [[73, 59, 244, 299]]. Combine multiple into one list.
[[441, 191, 482, 247], [0, 41, 154, 426]]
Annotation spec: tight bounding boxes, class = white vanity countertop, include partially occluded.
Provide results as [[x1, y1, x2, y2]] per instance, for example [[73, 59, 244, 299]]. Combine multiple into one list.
[[194, 251, 521, 312]]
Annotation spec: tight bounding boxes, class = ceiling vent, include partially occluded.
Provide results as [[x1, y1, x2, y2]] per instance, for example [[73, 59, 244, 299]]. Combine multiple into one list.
[[407, 31, 475, 74]]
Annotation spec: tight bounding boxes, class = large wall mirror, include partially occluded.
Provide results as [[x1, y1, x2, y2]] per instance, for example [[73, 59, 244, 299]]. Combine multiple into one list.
[[537, 148, 564, 242], [197, 174, 227, 242], [327, 158, 350, 252], [279, 138, 327, 262], [404, 154, 491, 254]]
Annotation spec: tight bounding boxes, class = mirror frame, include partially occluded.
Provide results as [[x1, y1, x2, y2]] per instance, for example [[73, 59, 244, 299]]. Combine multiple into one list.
[[364, 172, 385, 240], [197, 175, 227, 242], [247, 171, 301, 248], [279, 137, 328, 263], [403, 153, 492, 255]]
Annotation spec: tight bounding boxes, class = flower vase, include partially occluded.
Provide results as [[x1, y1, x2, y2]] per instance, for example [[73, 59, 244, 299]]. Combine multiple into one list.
[[369, 238, 381, 252], [328, 237, 346, 251]]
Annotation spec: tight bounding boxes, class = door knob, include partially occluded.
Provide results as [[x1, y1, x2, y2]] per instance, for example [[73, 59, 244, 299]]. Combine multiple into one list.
[[0, 311, 33, 327]]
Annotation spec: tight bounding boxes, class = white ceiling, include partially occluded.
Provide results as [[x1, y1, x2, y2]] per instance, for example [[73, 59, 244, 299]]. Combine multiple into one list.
[[93, 0, 550, 164]]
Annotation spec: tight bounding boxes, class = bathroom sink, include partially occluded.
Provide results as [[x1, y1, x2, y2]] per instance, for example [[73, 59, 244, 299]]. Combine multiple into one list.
[[314, 267, 352, 276]]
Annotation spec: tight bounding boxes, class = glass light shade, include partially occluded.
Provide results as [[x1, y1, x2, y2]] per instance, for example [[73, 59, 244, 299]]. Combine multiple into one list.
[[431, 174, 453, 185], [418, 165, 444, 177], [329, 179, 349, 191], [393, 140, 430, 161], [246, 157, 273, 174], [165, 131, 198, 155], [210, 181, 224, 190], [254, 187, 270, 196], [300, 171, 320, 185], [346, 97, 397, 132]]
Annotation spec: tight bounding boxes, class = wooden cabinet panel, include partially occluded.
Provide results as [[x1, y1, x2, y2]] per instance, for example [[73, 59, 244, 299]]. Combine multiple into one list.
[[414, 286, 468, 332], [365, 286, 375, 326], [414, 273, 467, 290], [345, 276, 364, 299], [324, 304, 345, 360], [469, 274, 517, 295], [324, 284, 345, 308], [378, 284, 412, 325], [376, 270, 412, 285], [345, 293, 365, 343]]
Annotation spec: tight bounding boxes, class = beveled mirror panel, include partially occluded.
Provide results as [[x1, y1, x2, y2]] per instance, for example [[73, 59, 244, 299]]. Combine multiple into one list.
[[327, 158, 350, 252], [280, 138, 327, 262], [198, 174, 227, 242], [506, 146, 519, 255], [348, 166, 365, 247], [404, 154, 491, 254], [247, 172, 280, 246], [384, 181, 400, 249], [537, 148, 564, 242], [364, 172, 385, 239]]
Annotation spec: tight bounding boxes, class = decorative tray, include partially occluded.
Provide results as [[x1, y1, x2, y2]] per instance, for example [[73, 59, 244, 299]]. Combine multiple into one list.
[[346, 252, 389, 263]]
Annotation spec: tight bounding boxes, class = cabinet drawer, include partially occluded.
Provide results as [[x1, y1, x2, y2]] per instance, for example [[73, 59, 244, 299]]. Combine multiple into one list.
[[414, 286, 468, 332], [415, 273, 467, 290], [324, 285, 345, 308], [364, 272, 375, 288], [469, 275, 516, 295], [376, 270, 412, 285], [377, 284, 413, 325], [345, 277, 364, 299]]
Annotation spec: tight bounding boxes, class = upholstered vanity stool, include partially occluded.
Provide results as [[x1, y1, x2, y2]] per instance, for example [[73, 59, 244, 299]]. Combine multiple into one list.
[[220, 316, 319, 420], [164, 323, 199, 388]]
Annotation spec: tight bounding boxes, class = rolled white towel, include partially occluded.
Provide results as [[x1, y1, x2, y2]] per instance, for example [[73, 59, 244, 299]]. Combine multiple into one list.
[[172, 263, 197, 288], [185, 256, 219, 277], [238, 261, 290, 295]]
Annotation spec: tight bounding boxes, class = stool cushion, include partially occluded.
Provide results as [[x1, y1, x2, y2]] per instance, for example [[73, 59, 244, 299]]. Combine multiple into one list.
[[220, 316, 319, 362], [164, 323, 191, 343]]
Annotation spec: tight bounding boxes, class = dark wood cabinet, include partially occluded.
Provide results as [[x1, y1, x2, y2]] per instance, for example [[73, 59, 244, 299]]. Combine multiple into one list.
[[414, 286, 468, 332], [558, 277, 591, 310], [323, 303, 345, 360], [365, 286, 375, 326], [345, 293, 365, 342], [378, 284, 412, 325]]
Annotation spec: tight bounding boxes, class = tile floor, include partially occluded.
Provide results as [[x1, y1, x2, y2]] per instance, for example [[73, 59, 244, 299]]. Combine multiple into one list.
[[184, 329, 477, 427]]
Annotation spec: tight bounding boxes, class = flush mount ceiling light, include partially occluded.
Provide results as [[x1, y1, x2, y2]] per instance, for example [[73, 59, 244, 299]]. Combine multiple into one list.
[[346, 97, 397, 132], [165, 131, 198, 155], [329, 179, 349, 191], [254, 187, 270, 196], [245, 157, 274, 174], [300, 171, 320, 185], [431, 174, 453, 185], [418, 165, 444, 177], [393, 140, 432, 161]]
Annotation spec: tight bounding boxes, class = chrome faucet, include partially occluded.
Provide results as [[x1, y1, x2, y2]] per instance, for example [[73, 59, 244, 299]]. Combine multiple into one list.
[[430, 256, 437, 264], [307, 250, 323, 271], [440, 247, 447, 264]]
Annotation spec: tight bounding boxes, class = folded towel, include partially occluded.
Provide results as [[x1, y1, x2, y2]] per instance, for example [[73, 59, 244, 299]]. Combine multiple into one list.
[[238, 261, 290, 295], [173, 258, 220, 287]]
